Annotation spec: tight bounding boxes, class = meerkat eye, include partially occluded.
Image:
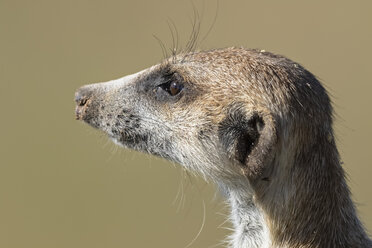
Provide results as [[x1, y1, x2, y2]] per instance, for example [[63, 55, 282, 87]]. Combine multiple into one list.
[[160, 81, 183, 96], [169, 82, 183, 96]]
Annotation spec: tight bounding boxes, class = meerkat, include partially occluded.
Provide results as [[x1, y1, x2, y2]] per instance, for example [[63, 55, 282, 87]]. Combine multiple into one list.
[[75, 47, 372, 248]]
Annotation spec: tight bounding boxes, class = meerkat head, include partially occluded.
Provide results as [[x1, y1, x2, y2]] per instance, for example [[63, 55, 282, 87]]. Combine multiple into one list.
[[75, 47, 331, 191], [75, 47, 372, 248]]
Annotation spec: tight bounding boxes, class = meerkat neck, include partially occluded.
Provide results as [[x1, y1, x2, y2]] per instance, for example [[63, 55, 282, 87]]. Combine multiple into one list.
[[263, 140, 371, 247], [225, 187, 271, 248], [222, 140, 372, 248]]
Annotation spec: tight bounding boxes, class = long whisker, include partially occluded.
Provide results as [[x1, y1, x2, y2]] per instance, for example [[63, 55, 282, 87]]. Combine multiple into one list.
[[152, 34, 169, 60], [184, 200, 206, 248]]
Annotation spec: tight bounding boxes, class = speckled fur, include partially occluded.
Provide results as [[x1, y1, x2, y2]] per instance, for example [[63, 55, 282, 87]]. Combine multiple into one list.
[[75, 47, 372, 248]]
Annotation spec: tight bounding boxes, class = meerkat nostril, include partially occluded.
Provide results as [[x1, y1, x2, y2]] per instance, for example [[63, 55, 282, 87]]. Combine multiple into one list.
[[75, 85, 95, 106], [78, 98, 88, 106], [74, 86, 95, 121], [75, 91, 89, 106]]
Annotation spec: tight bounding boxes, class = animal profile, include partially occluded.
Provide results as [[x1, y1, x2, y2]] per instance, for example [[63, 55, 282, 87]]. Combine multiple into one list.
[[75, 47, 372, 248]]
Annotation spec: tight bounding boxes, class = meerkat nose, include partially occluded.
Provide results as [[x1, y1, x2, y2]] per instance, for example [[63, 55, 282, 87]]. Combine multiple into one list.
[[74, 85, 94, 120], [75, 86, 92, 105]]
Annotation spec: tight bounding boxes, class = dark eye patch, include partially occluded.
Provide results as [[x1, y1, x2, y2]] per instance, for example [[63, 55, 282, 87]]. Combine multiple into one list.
[[153, 70, 185, 101], [136, 65, 198, 103]]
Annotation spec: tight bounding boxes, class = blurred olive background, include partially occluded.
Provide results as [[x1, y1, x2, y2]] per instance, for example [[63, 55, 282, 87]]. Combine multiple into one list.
[[0, 1, 371, 247]]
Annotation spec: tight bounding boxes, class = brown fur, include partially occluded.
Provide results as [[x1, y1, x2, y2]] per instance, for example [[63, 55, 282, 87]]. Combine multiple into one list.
[[75, 47, 372, 248]]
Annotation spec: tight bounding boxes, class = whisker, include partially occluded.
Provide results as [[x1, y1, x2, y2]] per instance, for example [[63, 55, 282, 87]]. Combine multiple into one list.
[[184, 199, 206, 248]]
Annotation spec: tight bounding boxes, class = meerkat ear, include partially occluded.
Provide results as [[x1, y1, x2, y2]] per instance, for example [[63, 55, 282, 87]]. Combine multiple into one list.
[[241, 113, 277, 179], [219, 107, 277, 180]]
